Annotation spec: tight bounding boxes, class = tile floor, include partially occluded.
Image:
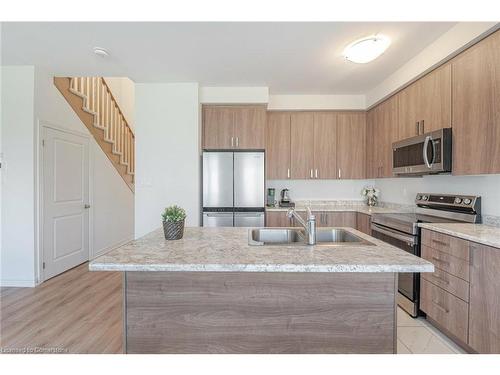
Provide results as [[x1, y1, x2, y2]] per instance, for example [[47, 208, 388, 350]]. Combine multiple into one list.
[[396, 307, 466, 354]]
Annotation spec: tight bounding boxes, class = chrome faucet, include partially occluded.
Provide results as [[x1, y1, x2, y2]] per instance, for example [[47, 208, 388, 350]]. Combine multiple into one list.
[[287, 207, 316, 245]]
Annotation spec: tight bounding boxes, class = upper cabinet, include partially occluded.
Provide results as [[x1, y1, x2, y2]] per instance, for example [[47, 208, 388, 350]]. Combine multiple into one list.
[[266, 112, 291, 179], [202, 105, 266, 150], [452, 30, 500, 175], [367, 96, 398, 178], [290, 112, 315, 179], [336, 112, 366, 179], [397, 64, 451, 140], [266, 111, 364, 180], [313, 112, 337, 179]]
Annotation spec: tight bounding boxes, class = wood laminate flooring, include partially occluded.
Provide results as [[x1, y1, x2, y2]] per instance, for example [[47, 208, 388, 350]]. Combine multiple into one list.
[[0, 263, 465, 354], [0, 263, 123, 354]]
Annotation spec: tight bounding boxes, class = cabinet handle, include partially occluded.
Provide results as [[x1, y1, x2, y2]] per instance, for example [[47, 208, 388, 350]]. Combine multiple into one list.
[[421, 120, 425, 134], [431, 273, 450, 285], [415, 121, 420, 135], [432, 299, 449, 314], [431, 256, 450, 265], [287, 168, 290, 179], [236, 137, 239, 147], [231, 137, 234, 147], [315, 169, 318, 178], [338, 168, 341, 179], [310, 169, 313, 178], [432, 239, 449, 247]]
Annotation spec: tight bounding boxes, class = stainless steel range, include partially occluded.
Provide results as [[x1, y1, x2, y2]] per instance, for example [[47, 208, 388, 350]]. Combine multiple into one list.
[[371, 193, 481, 317]]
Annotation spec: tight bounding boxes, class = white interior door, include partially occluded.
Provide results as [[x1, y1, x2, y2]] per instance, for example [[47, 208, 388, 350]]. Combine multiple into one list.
[[43, 127, 90, 280]]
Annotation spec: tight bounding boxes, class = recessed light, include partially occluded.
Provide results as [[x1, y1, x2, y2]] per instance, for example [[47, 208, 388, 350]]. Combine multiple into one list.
[[343, 35, 391, 64], [93, 47, 109, 57]]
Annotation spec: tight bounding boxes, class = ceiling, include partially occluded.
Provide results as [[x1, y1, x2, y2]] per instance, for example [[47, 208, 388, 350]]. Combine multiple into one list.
[[1, 22, 456, 94]]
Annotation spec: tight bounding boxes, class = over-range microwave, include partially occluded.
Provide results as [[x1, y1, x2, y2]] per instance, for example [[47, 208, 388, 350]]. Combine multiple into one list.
[[392, 128, 452, 176]]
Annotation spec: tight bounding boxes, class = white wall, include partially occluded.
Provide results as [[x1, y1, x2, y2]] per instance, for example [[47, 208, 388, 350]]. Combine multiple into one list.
[[200, 86, 269, 104], [267, 179, 375, 202], [1, 66, 36, 286], [0, 66, 135, 286], [375, 175, 500, 217], [135, 83, 200, 238], [34, 68, 135, 262], [103, 77, 135, 132], [268, 94, 365, 110]]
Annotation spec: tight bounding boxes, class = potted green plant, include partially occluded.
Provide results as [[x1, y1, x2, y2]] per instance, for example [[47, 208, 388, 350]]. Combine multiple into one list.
[[161, 205, 187, 240]]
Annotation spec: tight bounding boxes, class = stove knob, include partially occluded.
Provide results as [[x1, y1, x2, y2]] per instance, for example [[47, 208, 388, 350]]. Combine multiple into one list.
[[454, 197, 463, 204], [416, 195, 422, 200], [463, 198, 472, 205], [422, 195, 429, 201]]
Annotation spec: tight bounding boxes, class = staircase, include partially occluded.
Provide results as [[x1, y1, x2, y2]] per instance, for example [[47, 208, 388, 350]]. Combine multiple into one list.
[[54, 77, 135, 192]]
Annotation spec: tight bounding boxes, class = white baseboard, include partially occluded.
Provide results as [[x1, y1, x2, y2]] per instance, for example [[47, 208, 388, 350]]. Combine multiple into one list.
[[91, 235, 134, 260], [0, 279, 37, 288]]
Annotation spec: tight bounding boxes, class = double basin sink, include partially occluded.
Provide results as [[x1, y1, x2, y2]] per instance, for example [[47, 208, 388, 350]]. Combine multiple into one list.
[[248, 228, 374, 246]]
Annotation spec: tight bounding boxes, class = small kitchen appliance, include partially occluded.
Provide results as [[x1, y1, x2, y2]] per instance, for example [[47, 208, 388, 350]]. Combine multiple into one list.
[[267, 188, 276, 207], [279, 188, 294, 208]]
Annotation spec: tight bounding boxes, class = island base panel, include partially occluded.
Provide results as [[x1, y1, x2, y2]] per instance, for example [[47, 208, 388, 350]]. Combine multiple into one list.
[[125, 271, 396, 354]]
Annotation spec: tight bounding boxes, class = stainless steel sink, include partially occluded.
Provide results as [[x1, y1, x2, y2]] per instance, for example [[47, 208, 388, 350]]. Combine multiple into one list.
[[248, 228, 374, 246], [248, 228, 305, 245]]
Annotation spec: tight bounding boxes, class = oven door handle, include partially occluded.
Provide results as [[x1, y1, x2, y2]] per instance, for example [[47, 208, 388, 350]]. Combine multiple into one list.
[[371, 223, 416, 246], [423, 135, 435, 169]]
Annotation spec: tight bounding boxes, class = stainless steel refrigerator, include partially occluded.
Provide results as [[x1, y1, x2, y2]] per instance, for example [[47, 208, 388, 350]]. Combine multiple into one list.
[[202, 151, 265, 227]]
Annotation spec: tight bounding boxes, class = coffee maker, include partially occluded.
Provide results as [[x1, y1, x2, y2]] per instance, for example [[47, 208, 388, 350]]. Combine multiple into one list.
[[279, 189, 294, 208]]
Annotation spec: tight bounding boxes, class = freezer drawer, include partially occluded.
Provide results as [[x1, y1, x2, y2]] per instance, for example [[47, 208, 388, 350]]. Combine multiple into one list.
[[234, 212, 265, 227], [234, 152, 265, 208], [203, 152, 233, 208], [203, 212, 234, 227]]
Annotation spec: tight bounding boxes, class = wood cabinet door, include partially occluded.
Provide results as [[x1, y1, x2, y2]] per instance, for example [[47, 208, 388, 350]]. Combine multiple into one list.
[[265, 211, 291, 227], [452, 30, 500, 175], [397, 82, 421, 140], [419, 64, 451, 133], [203, 106, 234, 149], [365, 108, 377, 179], [323, 212, 356, 228], [313, 112, 337, 179], [266, 112, 291, 179], [356, 213, 371, 235], [234, 106, 266, 149], [336, 112, 366, 179], [290, 112, 314, 179], [468, 242, 500, 353], [378, 96, 398, 178]]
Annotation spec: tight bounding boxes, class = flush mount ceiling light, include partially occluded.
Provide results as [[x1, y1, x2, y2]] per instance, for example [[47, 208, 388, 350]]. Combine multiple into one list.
[[343, 35, 391, 64], [93, 47, 109, 57]]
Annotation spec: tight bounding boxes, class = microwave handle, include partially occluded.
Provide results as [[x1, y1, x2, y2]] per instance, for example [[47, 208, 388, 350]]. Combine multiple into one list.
[[423, 135, 435, 168]]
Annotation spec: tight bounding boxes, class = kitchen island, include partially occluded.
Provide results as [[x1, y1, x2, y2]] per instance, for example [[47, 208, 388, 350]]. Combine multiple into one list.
[[90, 227, 433, 354]]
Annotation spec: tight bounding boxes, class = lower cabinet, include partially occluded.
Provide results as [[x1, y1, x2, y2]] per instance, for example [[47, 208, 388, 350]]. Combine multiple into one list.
[[420, 229, 500, 353], [356, 213, 371, 235], [265, 210, 360, 230], [265, 211, 291, 227], [468, 242, 500, 353]]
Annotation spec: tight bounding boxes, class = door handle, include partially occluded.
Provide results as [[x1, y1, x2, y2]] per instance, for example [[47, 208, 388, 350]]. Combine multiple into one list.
[[84, 204, 91, 209]]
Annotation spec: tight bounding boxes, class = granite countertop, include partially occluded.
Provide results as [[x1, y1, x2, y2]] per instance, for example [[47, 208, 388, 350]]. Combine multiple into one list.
[[419, 223, 500, 249], [89, 227, 433, 273], [265, 204, 412, 215]]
